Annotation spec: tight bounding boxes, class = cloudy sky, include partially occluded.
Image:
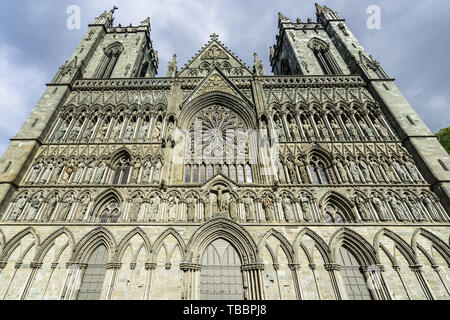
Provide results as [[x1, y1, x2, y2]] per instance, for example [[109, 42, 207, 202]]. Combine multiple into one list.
[[0, 0, 449, 156]]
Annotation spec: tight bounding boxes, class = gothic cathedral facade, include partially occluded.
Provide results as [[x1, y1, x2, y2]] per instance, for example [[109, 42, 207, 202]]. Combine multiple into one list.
[[0, 4, 448, 300]]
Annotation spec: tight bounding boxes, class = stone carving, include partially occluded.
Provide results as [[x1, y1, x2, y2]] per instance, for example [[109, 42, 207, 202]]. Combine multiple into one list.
[[229, 195, 238, 221], [404, 160, 421, 182], [84, 164, 95, 183], [354, 196, 371, 221], [296, 159, 309, 183], [275, 118, 286, 141], [316, 121, 329, 140], [138, 124, 148, 142], [300, 195, 312, 221], [330, 119, 344, 140], [303, 122, 315, 140], [58, 200, 72, 221], [287, 159, 298, 184], [148, 196, 160, 222], [53, 122, 68, 142], [263, 198, 274, 222], [186, 195, 196, 222], [168, 197, 177, 222], [51, 163, 64, 183], [374, 119, 389, 139], [129, 196, 142, 222], [372, 196, 388, 221], [243, 194, 255, 222], [345, 119, 358, 140], [388, 196, 406, 221], [67, 123, 81, 142], [43, 193, 58, 222], [359, 121, 375, 141], [94, 161, 106, 183], [40, 161, 53, 183], [123, 124, 135, 142], [382, 161, 395, 182], [75, 194, 90, 221], [81, 121, 95, 142], [142, 161, 152, 183], [359, 161, 371, 182], [348, 160, 360, 183], [110, 121, 122, 140], [11, 196, 27, 221], [392, 161, 408, 182], [73, 162, 85, 183], [370, 161, 384, 182], [281, 196, 294, 222], [422, 196, 440, 221], [289, 119, 300, 141], [26, 193, 42, 221], [336, 160, 349, 183], [406, 195, 424, 221], [153, 161, 161, 182], [152, 121, 161, 141], [29, 160, 43, 183]]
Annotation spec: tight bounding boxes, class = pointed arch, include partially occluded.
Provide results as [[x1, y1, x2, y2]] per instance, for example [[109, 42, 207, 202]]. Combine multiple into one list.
[[115, 227, 152, 261], [373, 228, 417, 265], [319, 191, 356, 223], [152, 228, 186, 262], [0, 227, 40, 261], [71, 227, 116, 263], [293, 227, 331, 264], [329, 227, 378, 266], [186, 218, 258, 265], [257, 229, 295, 264], [411, 228, 450, 266], [35, 227, 75, 263]]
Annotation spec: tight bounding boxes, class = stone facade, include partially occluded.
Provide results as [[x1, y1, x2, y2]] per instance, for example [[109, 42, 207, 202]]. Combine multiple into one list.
[[0, 5, 448, 300]]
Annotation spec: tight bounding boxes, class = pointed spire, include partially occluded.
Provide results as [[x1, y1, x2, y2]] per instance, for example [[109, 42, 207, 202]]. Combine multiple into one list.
[[278, 12, 290, 22], [140, 17, 150, 26], [210, 33, 219, 41], [166, 54, 177, 77], [253, 53, 265, 76], [315, 3, 324, 14]]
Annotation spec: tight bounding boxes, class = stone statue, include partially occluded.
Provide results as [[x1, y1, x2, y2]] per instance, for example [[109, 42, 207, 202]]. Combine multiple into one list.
[[359, 161, 372, 182], [345, 119, 358, 140], [392, 161, 408, 182], [40, 161, 54, 183], [84, 164, 95, 183], [289, 119, 300, 141], [423, 196, 440, 221], [153, 161, 162, 182], [75, 195, 90, 221], [243, 195, 255, 222], [67, 123, 81, 142], [370, 161, 384, 182], [316, 121, 329, 140], [137, 201, 147, 222], [263, 199, 274, 222], [73, 162, 85, 183], [300, 195, 312, 221], [123, 124, 135, 142], [58, 200, 72, 221], [382, 161, 395, 182], [406, 195, 424, 221], [166, 122, 175, 141], [303, 122, 315, 140], [43, 194, 58, 222], [81, 121, 95, 142], [94, 161, 106, 183], [404, 160, 421, 182], [26, 194, 42, 221], [331, 119, 344, 141], [168, 197, 177, 221], [336, 160, 349, 183], [130, 163, 140, 184], [282, 197, 294, 222], [348, 160, 361, 183], [287, 159, 298, 184], [186, 196, 196, 222], [142, 162, 151, 183], [98, 122, 109, 140], [374, 120, 389, 139], [296, 159, 309, 183], [152, 121, 161, 141], [359, 121, 375, 141], [148, 196, 160, 222], [355, 196, 371, 221], [276, 119, 286, 141], [51, 163, 64, 183], [389, 196, 406, 221], [53, 122, 68, 142], [372, 197, 388, 221], [229, 196, 238, 221], [129, 197, 142, 222], [11, 196, 27, 221], [29, 160, 43, 183], [138, 124, 148, 142], [110, 122, 122, 140]]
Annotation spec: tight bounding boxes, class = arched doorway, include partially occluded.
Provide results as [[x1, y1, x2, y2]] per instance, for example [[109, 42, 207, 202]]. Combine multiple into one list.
[[77, 244, 108, 300], [200, 238, 244, 300]]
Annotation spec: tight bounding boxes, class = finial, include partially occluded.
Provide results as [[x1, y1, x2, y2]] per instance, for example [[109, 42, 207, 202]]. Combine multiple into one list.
[[210, 33, 219, 41], [296, 18, 301, 23], [278, 12, 289, 21], [270, 46, 274, 59], [140, 17, 150, 25], [110, 6, 118, 14]]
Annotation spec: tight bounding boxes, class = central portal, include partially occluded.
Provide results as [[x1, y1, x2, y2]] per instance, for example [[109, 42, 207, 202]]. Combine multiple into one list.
[[200, 238, 244, 300]]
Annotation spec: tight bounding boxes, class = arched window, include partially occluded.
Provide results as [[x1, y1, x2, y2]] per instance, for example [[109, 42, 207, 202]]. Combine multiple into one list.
[[185, 164, 192, 183], [94, 42, 124, 78], [100, 200, 120, 223], [245, 164, 253, 183], [324, 204, 345, 223], [192, 164, 199, 183], [309, 155, 331, 185], [78, 245, 108, 300], [337, 246, 372, 300], [200, 163, 207, 183], [112, 153, 131, 185], [308, 38, 342, 75]]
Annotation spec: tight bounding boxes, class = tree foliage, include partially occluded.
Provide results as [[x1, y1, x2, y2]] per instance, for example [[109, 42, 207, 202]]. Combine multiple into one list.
[[436, 127, 450, 155]]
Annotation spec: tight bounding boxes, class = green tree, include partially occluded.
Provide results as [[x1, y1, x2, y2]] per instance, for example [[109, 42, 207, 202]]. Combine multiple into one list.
[[436, 127, 450, 155]]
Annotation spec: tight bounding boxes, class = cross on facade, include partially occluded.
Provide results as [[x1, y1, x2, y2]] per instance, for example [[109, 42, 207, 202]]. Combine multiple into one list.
[[210, 33, 219, 41]]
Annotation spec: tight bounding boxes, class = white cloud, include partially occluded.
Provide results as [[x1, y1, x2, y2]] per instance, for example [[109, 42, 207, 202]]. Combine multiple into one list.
[[0, 44, 46, 155]]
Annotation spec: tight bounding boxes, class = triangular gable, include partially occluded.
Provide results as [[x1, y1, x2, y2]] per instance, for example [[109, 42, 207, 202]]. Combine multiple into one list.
[[182, 67, 253, 108], [179, 34, 253, 77]]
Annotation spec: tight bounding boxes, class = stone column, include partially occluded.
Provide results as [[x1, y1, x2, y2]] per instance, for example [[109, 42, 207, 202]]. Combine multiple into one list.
[[409, 264, 435, 300], [144, 262, 157, 300], [60, 262, 87, 300], [180, 263, 202, 300], [288, 263, 303, 300], [105, 262, 122, 300], [324, 263, 345, 300], [241, 263, 265, 300]]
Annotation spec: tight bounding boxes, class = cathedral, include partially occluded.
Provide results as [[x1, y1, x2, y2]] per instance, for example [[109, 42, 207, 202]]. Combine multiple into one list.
[[0, 4, 448, 300]]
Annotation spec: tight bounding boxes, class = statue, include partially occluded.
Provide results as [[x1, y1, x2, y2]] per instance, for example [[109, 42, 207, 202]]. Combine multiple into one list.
[[40, 161, 54, 183], [374, 120, 389, 139], [423, 196, 440, 221], [130, 163, 140, 184], [58, 200, 72, 221], [303, 122, 315, 140], [51, 163, 64, 183], [29, 160, 43, 183], [372, 197, 388, 221], [98, 122, 109, 140], [289, 119, 300, 141], [275, 119, 286, 141], [138, 124, 148, 142], [331, 119, 344, 141], [359, 161, 372, 182], [110, 122, 122, 140], [406, 195, 424, 221], [296, 159, 309, 183], [336, 160, 349, 183], [26, 193, 42, 221], [137, 201, 147, 222], [129, 196, 142, 222], [123, 124, 135, 142], [316, 121, 329, 140], [382, 161, 395, 182], [359, 121, 375, 141], [94, 161, 106, 183], [75, 195, 90, 221], [263, 199, 274, 222], [53, 122, 68, 142], [84, 164, 95, 183], [287, 159, 298, 184], [300, 195, 312, 221], [282, 197, 294, 222], [168, 197, 177, 222], [43, 193, 58, 222], [345, 119, 358, 140], [392, 161, 408, 182], [142, 162, 151, 183], [10, 196, 27, 221], [81, 121, 94, 142], [348, 160, 361, 183], [67, 123, 81, 142], [166, 122, 175, 141], [404, 160, 421, 182], [355, 196, 371, 221], [148, 196, 160, 222], [73, 162, 85, 183], [229, 196, 238, 221], [186, 196, 196, 222], [153, 161, 162, 182], [389, 196, 406, 221], [243, 195, 255, 222], [370, 160, 384, 182], [152, 121, 161, 141]]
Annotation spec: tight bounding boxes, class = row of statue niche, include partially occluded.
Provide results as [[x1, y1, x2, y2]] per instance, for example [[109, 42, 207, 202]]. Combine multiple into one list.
[[271, 113, 391, 142], [6, 190, 443, 223], [279, 156, 422, 184], [26, 159, 162, 185], [51, 116, 170, 143]]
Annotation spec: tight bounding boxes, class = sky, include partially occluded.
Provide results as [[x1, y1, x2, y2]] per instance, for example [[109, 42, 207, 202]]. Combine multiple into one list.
[[0, 0, 449, 156]]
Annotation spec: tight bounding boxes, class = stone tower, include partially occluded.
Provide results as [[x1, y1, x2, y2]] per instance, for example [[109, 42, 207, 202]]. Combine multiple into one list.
[[0, 5, 448, 301]]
